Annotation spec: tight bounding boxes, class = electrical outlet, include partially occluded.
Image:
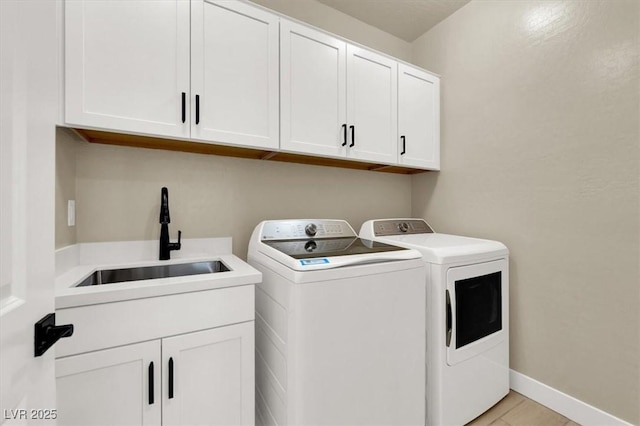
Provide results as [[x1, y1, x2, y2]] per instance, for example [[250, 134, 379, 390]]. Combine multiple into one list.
[[67, 200, 75, 227]]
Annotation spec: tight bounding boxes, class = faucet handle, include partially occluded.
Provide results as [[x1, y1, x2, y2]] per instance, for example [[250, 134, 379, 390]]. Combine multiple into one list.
[[171, 230, 182, 251], [167, 230, 182, 253]]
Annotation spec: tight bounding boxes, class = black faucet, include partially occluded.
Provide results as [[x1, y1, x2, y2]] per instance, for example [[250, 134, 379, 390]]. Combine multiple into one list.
[[159, 187, 181, 260]]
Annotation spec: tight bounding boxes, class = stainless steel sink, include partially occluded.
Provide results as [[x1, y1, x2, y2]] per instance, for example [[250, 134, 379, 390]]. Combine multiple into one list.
[[76, 261, 230, 287]]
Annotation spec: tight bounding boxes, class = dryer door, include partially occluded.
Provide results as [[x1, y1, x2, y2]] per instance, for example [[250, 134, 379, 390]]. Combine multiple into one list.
[[446, 258, 508, 366]]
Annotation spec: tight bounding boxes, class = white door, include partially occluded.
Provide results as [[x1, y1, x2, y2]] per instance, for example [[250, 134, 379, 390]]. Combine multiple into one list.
[[280, 20, 347, 158], [163, 323, 255, 426], [56, 341, 161, 426], [346, 45, 398, 164], [398, 64, 440, 170], [445, 259, 508, 366], [0, 0, 58, 422], [191, 0, 279, 149], [65, 0, 190, 138]]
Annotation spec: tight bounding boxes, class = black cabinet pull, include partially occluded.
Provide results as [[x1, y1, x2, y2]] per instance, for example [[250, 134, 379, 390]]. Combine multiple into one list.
[[400, 136, 406, 155], [195, 95, 200, 125], [148, 362, 155, 405], [446, 290, 452, 348], [168, 357, 174, 399], [349, 125, 355, 147], [341, 124, 347, 147], [181, 92, 186, 124]]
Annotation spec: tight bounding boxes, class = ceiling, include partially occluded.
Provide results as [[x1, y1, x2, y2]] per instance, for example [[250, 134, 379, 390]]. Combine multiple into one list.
[[315, 0, 471, 42]]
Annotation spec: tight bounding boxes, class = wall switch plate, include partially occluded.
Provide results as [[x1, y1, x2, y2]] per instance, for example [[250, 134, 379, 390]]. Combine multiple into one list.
[[67, 200, 75, 227]]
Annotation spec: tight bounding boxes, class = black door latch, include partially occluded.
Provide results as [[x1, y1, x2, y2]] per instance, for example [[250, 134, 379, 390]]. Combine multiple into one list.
[[34, 313, 74, 357]]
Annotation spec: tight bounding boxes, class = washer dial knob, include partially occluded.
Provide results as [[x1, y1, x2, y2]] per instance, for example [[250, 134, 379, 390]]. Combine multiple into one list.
[[398, 222, 409, 233], [305, 223, 318, 237]]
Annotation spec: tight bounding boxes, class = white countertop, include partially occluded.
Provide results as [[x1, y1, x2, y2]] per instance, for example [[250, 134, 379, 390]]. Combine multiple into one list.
[[55, 238, 261, 309]]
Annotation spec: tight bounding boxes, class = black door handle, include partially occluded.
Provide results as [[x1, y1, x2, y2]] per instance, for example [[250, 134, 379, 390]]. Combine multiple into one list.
[[168, 357, 174, 399], [181, 92, 186, 124], [149, 362, 155, 405], [446, 290, 452, 348], [34, 313, 74, 357], [341, 124, 347, 147], [400, 136, 406, 155], [349, 125, 355, 147], [195, 95, 200, 125]]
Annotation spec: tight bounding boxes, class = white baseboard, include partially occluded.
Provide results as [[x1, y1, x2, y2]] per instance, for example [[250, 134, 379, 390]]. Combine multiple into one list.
[[510, 370, 635, 426]]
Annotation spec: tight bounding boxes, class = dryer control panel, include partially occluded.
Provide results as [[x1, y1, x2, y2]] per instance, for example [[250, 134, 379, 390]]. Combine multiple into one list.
[[260, 219, 357, 240], [372, 219, 434, 236]]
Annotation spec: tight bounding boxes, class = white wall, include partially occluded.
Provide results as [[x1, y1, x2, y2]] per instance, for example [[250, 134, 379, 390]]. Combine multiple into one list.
[[411, 1, 639, 423]]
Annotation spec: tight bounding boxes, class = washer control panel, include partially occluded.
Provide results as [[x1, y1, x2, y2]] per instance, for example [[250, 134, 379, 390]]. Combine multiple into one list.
[[372, 219, 434, 236], [261, 220, 356, 240]]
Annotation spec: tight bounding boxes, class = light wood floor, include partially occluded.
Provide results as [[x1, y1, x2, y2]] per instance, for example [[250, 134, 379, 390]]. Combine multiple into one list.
[[466, 391, 580, 426]]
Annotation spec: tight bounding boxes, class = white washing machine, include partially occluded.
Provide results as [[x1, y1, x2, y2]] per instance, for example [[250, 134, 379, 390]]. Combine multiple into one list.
[[360, 219, 510, 426], [248, 219, 426, 426]]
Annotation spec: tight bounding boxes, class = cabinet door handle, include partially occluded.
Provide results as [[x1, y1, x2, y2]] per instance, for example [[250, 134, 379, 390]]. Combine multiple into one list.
[[400, 136, 406, 155], [341, 124, 347, 147], [168, 357, 174, 399], [195, 95, 200, 125], [446, 290, 452, 348], [181, 92, 186, 124], [349, 125, 355, 148], [148, 362, 155, 405]]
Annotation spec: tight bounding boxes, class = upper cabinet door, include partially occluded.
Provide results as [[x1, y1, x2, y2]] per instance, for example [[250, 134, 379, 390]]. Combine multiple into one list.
[[191, 0, 279, 149], [398, 64, 440, 170], [346, 46, 398, 164], [280, 20, 347, 157], [65, 0, 190, 138]]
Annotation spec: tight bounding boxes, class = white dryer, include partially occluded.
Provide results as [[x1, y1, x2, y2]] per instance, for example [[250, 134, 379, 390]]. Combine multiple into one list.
[[248, 219, 426, 426], [360, 219, 510, 426]]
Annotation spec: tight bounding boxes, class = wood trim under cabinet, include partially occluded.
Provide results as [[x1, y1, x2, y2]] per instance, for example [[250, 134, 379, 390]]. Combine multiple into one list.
[[71, 128, 428, 175]]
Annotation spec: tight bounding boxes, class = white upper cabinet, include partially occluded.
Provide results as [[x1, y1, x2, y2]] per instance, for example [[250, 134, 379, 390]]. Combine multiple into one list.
[[191, 0, 279, 149], [398, 64, 440, 170], [280, 20, 347, 157], [65, 0, 190, 138], [346, 46, 398, 164], [281, 21, 399, 164], [63, 1, 440, 170]]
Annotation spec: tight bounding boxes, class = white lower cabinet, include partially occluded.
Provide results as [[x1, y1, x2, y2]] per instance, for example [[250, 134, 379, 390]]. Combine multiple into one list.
[[56, 322, 254, 426], [57, 340, 161, 426], [163, 323, 255, 426]]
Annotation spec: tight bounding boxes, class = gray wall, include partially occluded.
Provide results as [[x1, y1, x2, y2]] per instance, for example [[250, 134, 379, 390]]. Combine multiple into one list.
[[56, 128, 79, 248], [55, 127, 412, 258], [411, 1, 639, 423]]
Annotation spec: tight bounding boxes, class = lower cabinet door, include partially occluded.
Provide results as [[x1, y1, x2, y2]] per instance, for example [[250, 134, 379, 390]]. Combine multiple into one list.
[[56, 340, 161, 426], [162, 322, 255, 426]]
